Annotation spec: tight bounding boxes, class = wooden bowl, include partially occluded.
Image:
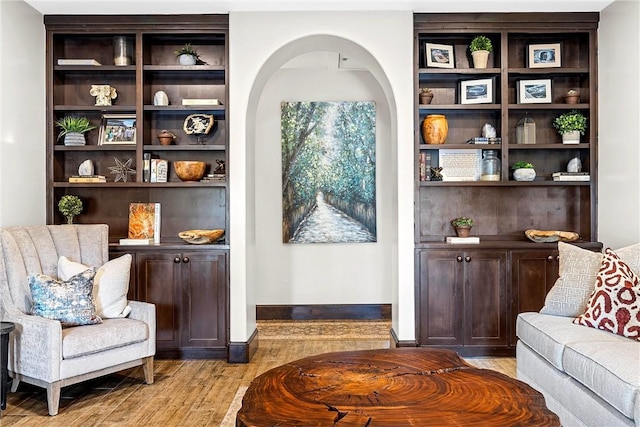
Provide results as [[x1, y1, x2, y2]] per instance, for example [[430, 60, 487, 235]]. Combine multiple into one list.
[[174, 161, 206, 181]]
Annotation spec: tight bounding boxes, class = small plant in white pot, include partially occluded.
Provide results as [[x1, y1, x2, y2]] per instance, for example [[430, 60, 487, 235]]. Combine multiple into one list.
[[55, 116, 96, 146], [175, 43, 200, 65], [553, 110, 587, 144], [469, 35, 493, 69], [512, 161, 536, 182]]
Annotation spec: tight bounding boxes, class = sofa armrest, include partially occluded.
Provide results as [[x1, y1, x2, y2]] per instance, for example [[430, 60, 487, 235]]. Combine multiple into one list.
[[128, 300, 156, 356], [4, 311, 62, 383]]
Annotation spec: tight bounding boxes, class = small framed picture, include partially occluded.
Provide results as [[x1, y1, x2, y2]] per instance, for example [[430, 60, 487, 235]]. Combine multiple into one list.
[[98, 114, 137, 145], [528, 43, 561, 68], [517, 79, 552, 104], [425, 43, 455, 69], [459, 78, 494, 104]]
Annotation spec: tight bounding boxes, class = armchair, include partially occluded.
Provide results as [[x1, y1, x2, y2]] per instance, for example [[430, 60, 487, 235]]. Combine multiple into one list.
[[0, 224, 155, 416]]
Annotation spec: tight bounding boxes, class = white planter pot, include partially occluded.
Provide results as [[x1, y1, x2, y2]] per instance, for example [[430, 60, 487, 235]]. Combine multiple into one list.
[[513, 168, 536, 182], [471, 50, 490, 69], [64, 132, 86, 146], [179, 54, 197, 65], [562, 130, 581, 144]]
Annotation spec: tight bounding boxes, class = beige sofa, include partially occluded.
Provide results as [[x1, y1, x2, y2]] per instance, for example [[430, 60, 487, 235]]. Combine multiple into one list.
[[0, 225, 156, 415]]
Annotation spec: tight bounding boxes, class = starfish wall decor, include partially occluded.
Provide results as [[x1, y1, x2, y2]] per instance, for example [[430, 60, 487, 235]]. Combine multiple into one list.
[[109, 157, 136, 182]]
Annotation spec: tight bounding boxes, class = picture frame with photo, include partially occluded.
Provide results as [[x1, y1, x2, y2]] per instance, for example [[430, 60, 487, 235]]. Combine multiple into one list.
[[459, 78, 494, 104], [425, 43, 455, 69], [528, 43, 561, 68], [517, 79, 552, 104], [98, 114, 137, 145]]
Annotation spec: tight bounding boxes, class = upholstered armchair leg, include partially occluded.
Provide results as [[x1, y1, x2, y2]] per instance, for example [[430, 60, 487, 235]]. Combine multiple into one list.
[[10, 378, 19, 393], [46, 382, 61, 416], [143, 356, 154, 384]]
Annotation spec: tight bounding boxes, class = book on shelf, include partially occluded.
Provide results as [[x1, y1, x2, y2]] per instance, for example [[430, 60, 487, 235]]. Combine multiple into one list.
[[439, 149, 482, 182], [418, 152, 431, 182], [552, 172, 590, 176], [553, 175, 590, 182], [68, 175, 107, 183], [446, 236, 480, 244], [181, 98, 221, 106], [150, 159, 168, 183], [127, 203, 161, 244], [118, 238, 154, 245], [57, 58, 101, 66], [466, 137, 502, 145], [143, 153, 151, 183]]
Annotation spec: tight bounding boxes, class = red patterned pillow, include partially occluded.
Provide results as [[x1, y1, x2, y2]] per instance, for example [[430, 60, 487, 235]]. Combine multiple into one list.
[[573, 248, 640, 341]]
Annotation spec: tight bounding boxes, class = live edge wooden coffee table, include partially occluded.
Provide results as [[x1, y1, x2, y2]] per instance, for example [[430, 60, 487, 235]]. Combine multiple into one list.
[[236, 348, 560, 426]]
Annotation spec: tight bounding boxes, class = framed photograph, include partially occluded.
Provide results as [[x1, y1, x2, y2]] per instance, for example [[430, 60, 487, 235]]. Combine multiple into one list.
[[459, 78, 494, 104], [517, 79, 552, 104], [425, 43, 455, 69], [98, 114, 136, 145], [528, 43, 561, 68]]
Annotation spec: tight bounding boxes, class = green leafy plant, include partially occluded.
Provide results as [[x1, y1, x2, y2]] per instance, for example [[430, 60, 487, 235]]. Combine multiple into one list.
[[451, 217, 474, 228], [420, 88, 433, 94], [469, 35, 493, 52], [58, 195, 83, 224], [54, 116, 96, 140], [553, 110, 587, 135], [175, 43, 200, 60], [566, 89, 579, 95], [512, 161, 534, 169]]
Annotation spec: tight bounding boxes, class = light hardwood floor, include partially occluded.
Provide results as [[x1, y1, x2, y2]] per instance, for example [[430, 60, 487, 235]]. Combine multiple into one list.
[[2, 326, 515, 426]]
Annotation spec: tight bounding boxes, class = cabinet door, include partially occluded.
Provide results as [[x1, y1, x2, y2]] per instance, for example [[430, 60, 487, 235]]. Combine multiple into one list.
[[180, 251, 228, 349], [510, 249, 558, 346], [463, 250, 508, 347], [137, 252, 181, 350], [417, 250, 463, 346]]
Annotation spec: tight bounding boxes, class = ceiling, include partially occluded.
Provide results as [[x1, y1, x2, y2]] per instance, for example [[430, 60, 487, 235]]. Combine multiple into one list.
[[24, 0, 615, 15]]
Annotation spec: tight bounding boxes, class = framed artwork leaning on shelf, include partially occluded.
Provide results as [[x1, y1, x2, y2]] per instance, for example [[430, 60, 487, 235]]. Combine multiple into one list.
[[459, 78, 494, 104], [425, 43, 455, 69], [528, 43, 561, 68], [517, 79, 552, 104], [98, 114, 137, 145]]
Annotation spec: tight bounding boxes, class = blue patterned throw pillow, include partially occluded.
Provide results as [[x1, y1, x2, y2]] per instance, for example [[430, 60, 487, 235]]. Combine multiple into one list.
[[29, 268, 102, 327]]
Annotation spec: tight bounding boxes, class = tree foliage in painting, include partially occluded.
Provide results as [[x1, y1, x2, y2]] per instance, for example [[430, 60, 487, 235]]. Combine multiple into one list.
[[281, 101, 376, 243]]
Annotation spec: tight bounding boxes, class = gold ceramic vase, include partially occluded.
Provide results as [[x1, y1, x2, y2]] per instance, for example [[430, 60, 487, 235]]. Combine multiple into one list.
[[422, 114, 448, 144]]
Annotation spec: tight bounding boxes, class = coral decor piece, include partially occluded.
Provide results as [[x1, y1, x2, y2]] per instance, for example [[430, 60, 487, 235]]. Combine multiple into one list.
[[178, 229, 225, 244]]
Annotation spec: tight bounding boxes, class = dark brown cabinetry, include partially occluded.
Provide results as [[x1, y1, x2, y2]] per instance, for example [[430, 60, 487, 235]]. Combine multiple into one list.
[[414, 13, 600, 355]]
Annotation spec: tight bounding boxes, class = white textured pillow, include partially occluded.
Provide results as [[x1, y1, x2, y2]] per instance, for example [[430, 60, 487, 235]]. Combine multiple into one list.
[[615, 242, 640, 275], [58, 254, 132, 318], [540, 242, 602, 317]]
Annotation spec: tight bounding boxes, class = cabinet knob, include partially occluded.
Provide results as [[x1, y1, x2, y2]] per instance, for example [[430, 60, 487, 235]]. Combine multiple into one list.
[[465, 256, 471, 262], [456, 256, 463, 262], [174, 257, 181, 263], [182, 257, 190, 263], [547, 255, 554, 262]]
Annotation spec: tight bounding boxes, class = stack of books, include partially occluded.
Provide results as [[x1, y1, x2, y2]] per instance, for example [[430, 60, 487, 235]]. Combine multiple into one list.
[[552, 172, 590, 182], [181, 98, 221, 106], [201, 173, 226, 182], [446, 236, 480, 244], [466, 137, 502, 145], [68, 175, 106, 183], [418, 152, 431, 181]]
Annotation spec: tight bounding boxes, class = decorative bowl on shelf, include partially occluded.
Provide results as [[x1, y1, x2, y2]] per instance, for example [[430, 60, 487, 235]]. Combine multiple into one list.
[[178, 229, 225, 244], [174, 160, 206, 181]]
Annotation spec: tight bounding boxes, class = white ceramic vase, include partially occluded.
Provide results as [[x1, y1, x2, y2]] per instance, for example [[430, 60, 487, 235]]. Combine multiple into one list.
[[562, 130, 581, 144], [179, 54, 197, 65], [64, 132, 86, 146], [513, 168, 536, 182], [471, 50, 490, 68]]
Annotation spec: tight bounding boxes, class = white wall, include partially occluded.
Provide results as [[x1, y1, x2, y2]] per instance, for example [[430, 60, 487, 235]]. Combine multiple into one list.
[[598, 0, 640, 248], [254, 65, 393, 305], [0, 0, 45, 226], [229, 12, 415, 342]]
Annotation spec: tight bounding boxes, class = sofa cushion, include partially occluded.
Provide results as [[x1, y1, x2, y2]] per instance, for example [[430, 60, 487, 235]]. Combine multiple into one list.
[[541, 242, 602, 317], [61, 317, 148, 359], [58, 255, 132, 318], [574, 248, 640, 341], [563, 339, 640, 420], [29, 268, 102, 327], [616, 243, 640, 275]]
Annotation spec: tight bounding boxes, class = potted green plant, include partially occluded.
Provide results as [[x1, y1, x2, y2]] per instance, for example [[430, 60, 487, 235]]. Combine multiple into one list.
[[564, 89, 580, 104], [451, 217, 474, 237], [419, 88, 434, 104], [175, 43, 200, 65], [55, 116, 96, 146], [58, 195, 83, 224], [469, 35, 493, 69], [511, 161, 536, 182], [553, 110, 587, 144]]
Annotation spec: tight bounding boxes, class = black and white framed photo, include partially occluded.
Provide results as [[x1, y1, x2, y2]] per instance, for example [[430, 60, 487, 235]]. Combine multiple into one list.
[[528, 43, 561, 68], [459, 78, 494, 104], [425, 43, 455, 69], [98, 114, 137, 145], [517, 79, 552, 104]]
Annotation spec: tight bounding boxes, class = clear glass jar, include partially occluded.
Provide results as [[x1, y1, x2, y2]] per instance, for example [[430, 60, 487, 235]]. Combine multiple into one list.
[[480, 150, 501, 181]]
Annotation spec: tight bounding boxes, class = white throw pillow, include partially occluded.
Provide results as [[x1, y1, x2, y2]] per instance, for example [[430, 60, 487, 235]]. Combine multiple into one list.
[[614, 242, 640, 275], [540, 242, 602, 317], [58, 254, 132, 318]]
